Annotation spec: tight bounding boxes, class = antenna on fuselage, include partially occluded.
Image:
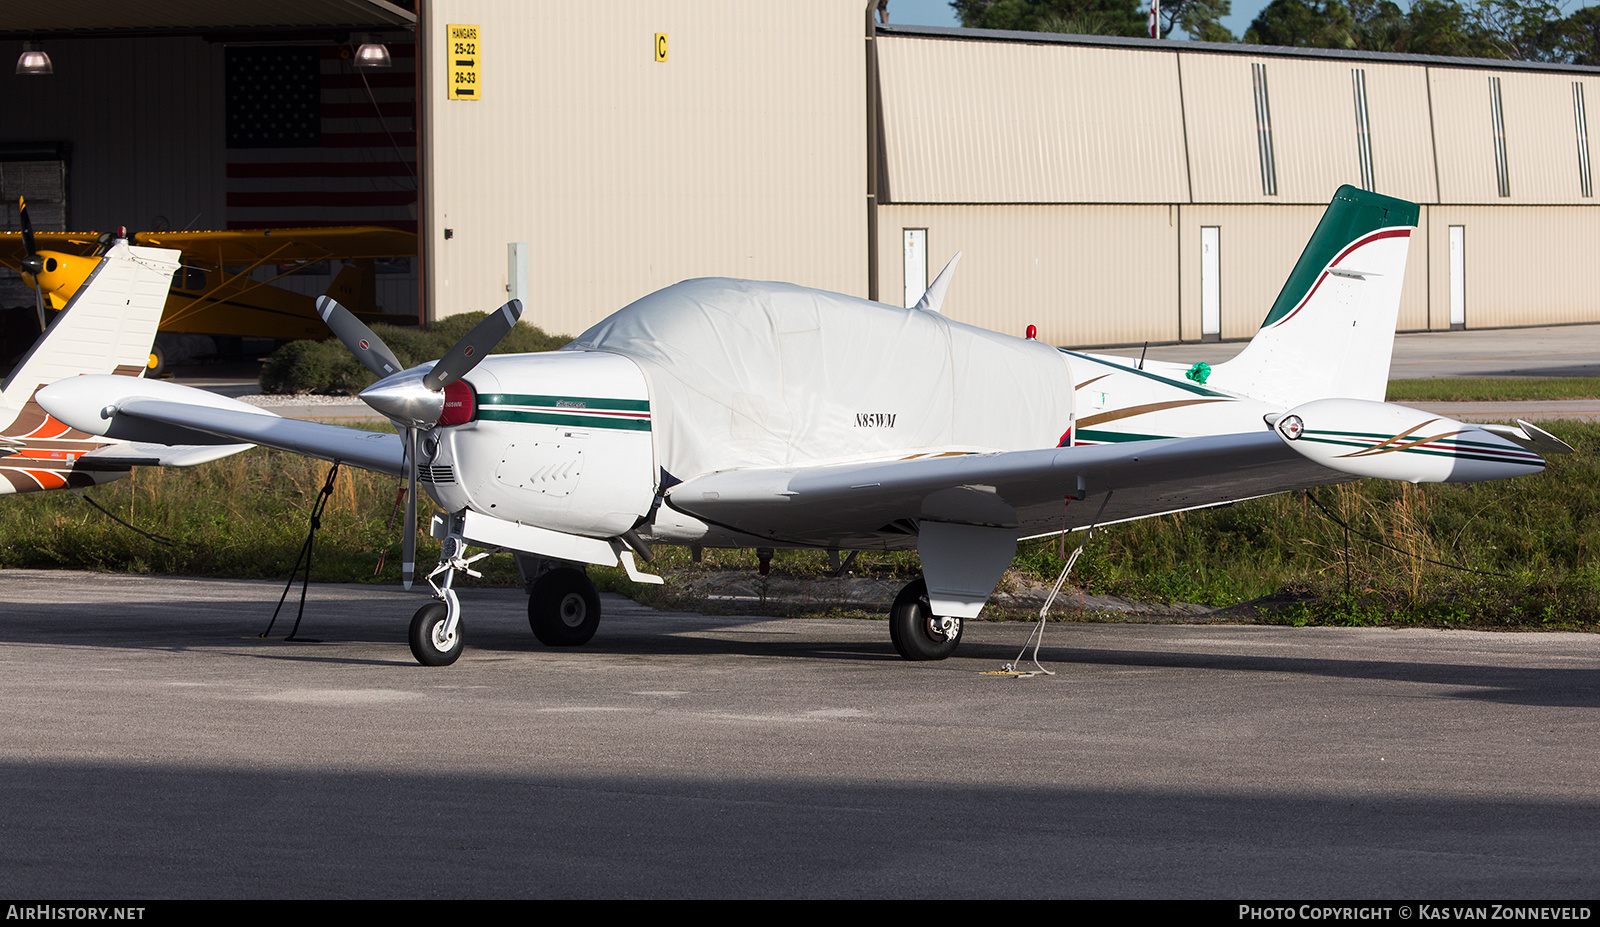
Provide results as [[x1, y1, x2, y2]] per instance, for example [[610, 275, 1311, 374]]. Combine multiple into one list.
[[912, 251, 963, 314]]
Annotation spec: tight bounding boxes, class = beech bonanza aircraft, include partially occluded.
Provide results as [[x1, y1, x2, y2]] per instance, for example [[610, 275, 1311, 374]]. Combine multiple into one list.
[[38, 186, 1570, 665], [1, 198, 416, 373], [0, 231, 249, 494]]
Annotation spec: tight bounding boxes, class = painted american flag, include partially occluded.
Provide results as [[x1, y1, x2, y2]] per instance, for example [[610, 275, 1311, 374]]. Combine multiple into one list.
[[224, 43, 417, 232]]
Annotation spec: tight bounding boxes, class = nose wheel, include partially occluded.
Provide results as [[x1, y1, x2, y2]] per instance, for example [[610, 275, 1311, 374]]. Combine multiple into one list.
[[409, 601, 462, 666], [409, 533, 488, 666]]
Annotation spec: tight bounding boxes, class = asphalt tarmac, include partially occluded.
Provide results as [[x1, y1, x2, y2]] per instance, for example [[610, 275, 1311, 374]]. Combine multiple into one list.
[[1, 570, 1596, 899]]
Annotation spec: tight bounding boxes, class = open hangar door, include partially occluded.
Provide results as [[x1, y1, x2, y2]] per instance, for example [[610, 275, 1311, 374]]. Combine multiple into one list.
[[0, 0, 419, 371]]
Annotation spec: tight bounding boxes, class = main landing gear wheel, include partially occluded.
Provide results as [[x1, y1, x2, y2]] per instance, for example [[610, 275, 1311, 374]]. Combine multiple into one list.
[[410, 602, 462, 666], [888, 578, 962, 661], [528, 568, 601, 647]]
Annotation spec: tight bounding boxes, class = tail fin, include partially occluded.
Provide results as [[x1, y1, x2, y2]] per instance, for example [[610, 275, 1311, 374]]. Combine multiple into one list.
[[1, 240, 179, 406], [1207, 185, 1419, 408]]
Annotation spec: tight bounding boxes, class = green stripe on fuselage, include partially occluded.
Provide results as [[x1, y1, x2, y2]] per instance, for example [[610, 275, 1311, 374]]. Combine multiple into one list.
[[477, 409, 652, 431], [1059, 350, 1230, 398], [478, 393, 650, 412]]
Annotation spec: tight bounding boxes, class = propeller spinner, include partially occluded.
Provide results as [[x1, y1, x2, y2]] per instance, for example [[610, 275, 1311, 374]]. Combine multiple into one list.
[[315, 295, 525, 589]]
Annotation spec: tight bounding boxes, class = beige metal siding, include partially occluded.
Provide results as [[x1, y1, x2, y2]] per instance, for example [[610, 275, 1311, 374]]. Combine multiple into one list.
[[1180, 53, 1279, 204], [1498, 71, 1593, 203], [1430, 68, 1512, 204], [1178, 206, 1322, 339], [422, 0, 865, 331], [1352, 62, 1438, 204], [1424, 206, 1600, 327], [876, 204, 1178, 346], [875, 36, 1188, 204]]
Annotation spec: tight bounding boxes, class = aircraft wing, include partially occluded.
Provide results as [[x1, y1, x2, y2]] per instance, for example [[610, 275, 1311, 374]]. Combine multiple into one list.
[[132, 227, 416, 265], [77, 442, 256, 469], [36, 376, 405, 478], [0, 231, 101, 268], [666, 431, 1343, 546]]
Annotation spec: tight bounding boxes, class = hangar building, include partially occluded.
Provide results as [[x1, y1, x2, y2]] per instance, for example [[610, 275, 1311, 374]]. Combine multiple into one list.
[[3, 1, 1598, 348]]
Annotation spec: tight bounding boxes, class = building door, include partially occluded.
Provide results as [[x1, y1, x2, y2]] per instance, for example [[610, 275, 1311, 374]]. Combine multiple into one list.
[[903, 228, 927, 309], [1448, 225, 1465, 329], [1200, 226, 1221, 340]]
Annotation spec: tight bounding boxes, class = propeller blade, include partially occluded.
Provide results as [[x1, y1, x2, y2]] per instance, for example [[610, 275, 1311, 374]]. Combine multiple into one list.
[[33, 285, 46, 334], [315, 296, 403, 378], [403, 427, 418, 591], [422, 299, 523, 391], [18, 196, 36, 257]]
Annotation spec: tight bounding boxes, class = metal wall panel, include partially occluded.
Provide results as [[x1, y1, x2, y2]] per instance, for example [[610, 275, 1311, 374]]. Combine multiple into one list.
[[875, 204, 1179, 347], [1424, 206, 1600, 328], [1350, 62, 1438, 204], [875, 35, 1189, 204], [1497, 70, 1593, 203], [0, 37, 227, 234], [1180, 53, 1277, 204], [422, 0, 865, 332], [1430, 68, 1514, 204], [1175, 204, 1429, 339]]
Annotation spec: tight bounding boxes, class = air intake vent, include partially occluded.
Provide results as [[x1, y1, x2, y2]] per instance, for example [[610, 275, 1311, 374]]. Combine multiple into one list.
[[421, 465, 455, 484]]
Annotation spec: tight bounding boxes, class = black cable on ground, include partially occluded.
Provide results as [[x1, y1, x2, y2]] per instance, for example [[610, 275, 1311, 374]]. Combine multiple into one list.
[[74, 488, 174, 547], [261, 463, 342, 642]]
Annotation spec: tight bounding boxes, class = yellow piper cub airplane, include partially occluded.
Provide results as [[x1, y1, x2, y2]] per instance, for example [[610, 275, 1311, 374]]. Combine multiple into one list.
[[37, 187, 1570, 665], [1, 198, 416, 373], [0, 231, 250, 494]]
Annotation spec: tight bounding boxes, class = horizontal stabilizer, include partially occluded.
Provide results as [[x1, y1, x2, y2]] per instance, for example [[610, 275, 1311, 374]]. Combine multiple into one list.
[[1273, 398, 1547, 483]]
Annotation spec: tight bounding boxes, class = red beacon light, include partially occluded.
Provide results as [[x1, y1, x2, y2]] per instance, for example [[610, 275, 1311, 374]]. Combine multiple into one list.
[[1025, 324, 1037, 341]]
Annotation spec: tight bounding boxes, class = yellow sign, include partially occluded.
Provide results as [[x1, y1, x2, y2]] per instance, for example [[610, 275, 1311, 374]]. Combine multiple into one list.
[[448, 24, 480, 100], [655, 33, 668, 62]]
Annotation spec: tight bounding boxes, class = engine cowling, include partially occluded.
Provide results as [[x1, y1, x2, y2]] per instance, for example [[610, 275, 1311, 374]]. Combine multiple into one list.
[[423, 350, 658, 539]]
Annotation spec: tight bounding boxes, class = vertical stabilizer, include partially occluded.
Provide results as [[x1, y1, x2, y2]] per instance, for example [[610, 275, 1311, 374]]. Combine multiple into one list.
[[1207, 186, 1419, 407], [2, 241, 179, 406]]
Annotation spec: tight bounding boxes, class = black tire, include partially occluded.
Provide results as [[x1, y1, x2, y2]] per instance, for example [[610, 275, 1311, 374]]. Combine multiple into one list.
[[528, 568, 601, 647], [409, 602, 462, 666], [888, 578, 962, 661], [146, 343, 165, 379]]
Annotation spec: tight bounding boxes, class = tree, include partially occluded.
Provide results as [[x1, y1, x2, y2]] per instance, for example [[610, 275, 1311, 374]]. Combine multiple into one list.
[[952, 0, 1149, 37], [1161, 0, 1238, 42], [1244, 0, 1358, 48]]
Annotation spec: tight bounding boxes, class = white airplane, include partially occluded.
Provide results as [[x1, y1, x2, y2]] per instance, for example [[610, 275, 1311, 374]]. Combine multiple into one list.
[[0, 226, 249, 493], [37, 186, 1569, 665]]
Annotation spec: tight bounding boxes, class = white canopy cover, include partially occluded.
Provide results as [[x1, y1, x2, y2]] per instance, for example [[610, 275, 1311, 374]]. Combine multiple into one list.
[[569, 277, 1077, 481]]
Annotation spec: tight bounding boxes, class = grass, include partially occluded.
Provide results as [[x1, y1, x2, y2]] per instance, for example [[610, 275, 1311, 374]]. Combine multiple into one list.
[[1387, 377, 1600, 402], [6, 421, 1600, 631]]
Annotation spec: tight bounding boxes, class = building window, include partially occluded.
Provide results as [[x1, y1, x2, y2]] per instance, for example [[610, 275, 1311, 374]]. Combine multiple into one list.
[[1252, 63, 1278, 196], [1352, 69, 1375, 191], [1490, 76, 1510, 198], [1574, 82, 1593, 198]]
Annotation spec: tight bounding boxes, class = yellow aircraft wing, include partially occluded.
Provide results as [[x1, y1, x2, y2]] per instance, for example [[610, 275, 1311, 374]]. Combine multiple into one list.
[[132, 227, 416, 266], [0, 232, 101, 268]]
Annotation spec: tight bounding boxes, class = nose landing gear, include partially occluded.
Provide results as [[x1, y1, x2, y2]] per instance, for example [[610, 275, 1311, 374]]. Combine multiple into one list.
[[409, 534, 490, 666]]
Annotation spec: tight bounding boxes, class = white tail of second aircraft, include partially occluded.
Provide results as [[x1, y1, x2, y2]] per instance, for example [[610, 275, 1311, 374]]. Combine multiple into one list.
[[1, 239, 179, 409], [1206, 185, 1419, 409]]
